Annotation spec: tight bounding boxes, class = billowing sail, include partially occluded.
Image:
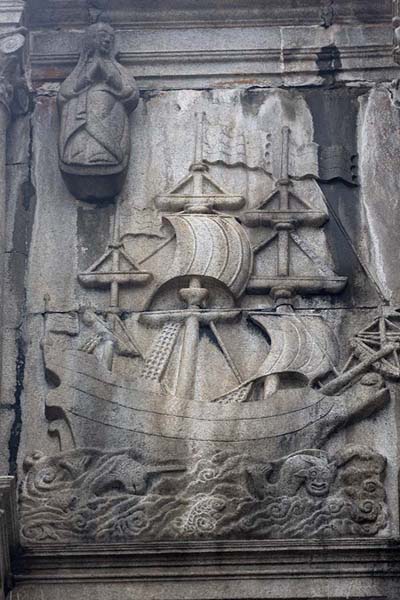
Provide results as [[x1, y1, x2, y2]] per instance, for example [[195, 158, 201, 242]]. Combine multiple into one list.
[[251, 313, 339, 384], [164, 214, 253, 298]]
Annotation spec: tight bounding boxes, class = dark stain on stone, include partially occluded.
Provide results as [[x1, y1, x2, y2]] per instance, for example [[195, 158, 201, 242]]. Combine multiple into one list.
[[305, 87, 360, 148], [77, 202, 115, 271], [304, 86, 382, 305], [9, 120, 37, 318], [241, 88, 298, 124], [8, 329, 26, 476], [12, 179, 36, 257], [279, 93, 298, 123], [322, 180, 383, 306], [316, 44, 342, 84], [240, 89, 268, 116]]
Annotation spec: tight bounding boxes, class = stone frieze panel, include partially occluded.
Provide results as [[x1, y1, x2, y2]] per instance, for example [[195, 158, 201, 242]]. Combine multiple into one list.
[[17, 36, 400, 545], [20, 444, 387, 543]]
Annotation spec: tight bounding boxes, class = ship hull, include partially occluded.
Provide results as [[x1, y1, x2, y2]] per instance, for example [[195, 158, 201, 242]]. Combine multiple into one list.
[[44, 347, 388, 452]]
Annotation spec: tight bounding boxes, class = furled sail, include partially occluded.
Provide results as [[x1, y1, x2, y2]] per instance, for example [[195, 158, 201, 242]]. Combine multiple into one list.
[[251, 313, 339, 384], [164, 214, 253, 298]]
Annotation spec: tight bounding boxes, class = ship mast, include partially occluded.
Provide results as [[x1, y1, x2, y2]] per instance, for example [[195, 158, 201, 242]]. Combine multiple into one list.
[[78, 197, 152, 369], [143, 112, 250, 401], [169, 113, 210, 398], [242, 126, 347, 309], [174, 114, 224, 398], [275, 126, 293, 311], [276, 126, 291, 280]]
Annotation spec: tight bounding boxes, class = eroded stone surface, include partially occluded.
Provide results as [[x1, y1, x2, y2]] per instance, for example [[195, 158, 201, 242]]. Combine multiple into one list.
[[57, 22, 139, 201], [20, 444, 388, 543], [13, 77, 400, 547], [1, 9, 400, 600]]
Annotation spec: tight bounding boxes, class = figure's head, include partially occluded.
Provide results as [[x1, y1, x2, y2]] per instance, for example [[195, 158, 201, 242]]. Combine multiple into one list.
[[81, 308, 96, 326], [85, 22, 115, 57], [279, 454, 336, 497], [300, 457, 336, 497]]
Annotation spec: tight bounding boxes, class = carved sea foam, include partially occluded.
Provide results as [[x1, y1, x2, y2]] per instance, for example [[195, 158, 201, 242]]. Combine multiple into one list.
[[20, 446, 388, 543]]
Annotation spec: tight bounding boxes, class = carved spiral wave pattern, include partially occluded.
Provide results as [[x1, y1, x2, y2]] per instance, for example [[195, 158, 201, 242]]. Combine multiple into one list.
[[20, 446, 388, 543]]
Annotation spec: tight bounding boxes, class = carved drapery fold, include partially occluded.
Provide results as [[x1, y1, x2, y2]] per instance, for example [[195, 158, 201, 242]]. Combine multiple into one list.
[[57, 21, 139, 201]]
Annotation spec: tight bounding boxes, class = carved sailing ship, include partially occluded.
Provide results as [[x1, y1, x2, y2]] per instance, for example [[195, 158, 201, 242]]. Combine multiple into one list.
[[43, 115, 400, 451], [139, 213, 251, 400], [44, 310, 398, 445]]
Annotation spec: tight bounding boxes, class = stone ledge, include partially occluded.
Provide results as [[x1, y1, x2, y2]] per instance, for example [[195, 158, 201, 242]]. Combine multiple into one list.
[[13, 539, 400, 579], [10, 540, 400, 599], [28, 24, 398, 89], [0, 0, 24, 32], [24, 0, 392, 30]]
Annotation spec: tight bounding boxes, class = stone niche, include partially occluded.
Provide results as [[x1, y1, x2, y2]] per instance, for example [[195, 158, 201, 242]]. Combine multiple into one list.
[[2, 0, 400, 599]]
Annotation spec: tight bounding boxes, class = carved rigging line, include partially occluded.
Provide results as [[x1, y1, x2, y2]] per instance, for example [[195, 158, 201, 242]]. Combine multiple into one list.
[[136, 233, 176, 265], [63, 404, 335, 443], [65, 381, 325, 421], [141, 322, 182, 383], [209, 322, 243, 384], [320, 193, 389, 303], [252, 231, 278, 254]]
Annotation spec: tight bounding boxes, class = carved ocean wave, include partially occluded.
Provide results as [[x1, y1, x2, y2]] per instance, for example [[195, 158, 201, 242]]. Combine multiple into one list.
[[20, 446, 389, 543]]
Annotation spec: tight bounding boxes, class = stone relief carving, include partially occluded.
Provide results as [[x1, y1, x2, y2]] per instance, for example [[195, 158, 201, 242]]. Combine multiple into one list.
[[0, 27, 29, 117], [320, 0, 335, 28], [241, 126, 347, 301], [394, 16, 400, 61], [87, 0, 109, 24], [27, 90, 400, 544], [243, 445, 388, 539], [202, 112, 357, 186], [20, 445, 388, 543], [42, 107, 400, 448], [57, 21, 139, 201], [389, 77, 400, 109], [77, 199, 151, 370]]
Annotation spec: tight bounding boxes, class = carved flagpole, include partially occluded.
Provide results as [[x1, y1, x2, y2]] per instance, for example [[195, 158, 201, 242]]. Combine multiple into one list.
[[276, 127, 291, 280]]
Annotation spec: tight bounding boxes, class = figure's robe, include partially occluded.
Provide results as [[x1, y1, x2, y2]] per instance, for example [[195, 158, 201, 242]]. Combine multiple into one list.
[[58, 56, 139, 177]]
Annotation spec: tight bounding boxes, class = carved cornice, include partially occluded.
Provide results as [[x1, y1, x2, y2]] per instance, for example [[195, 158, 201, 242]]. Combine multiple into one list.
[[0, 477, 18, 600], [25, 0, 392, 30], [25, 0, 395, 88], [12, 539, 400, 598], [0, 1, 24, 32], [29, 26, 397, 89]]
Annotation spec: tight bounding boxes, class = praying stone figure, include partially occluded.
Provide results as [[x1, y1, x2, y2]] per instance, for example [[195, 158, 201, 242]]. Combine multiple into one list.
[[57, 21, 139, 201]]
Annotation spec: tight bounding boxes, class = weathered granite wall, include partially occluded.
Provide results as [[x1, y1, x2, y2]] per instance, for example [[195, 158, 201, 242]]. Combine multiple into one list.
[[1, 0, 400, 598]]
